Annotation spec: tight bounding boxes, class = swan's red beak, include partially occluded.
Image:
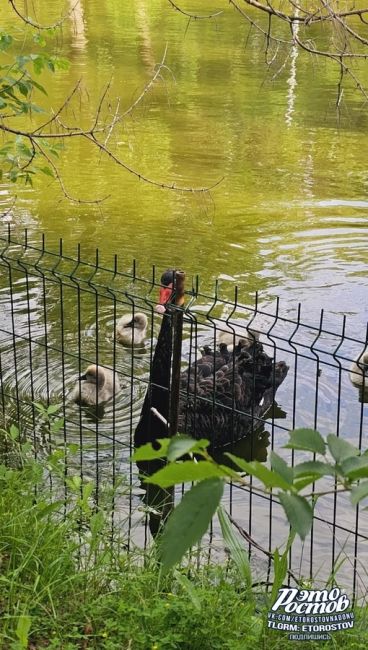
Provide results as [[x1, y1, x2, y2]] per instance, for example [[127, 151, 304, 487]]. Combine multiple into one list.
[[155, 283, 173, 313]]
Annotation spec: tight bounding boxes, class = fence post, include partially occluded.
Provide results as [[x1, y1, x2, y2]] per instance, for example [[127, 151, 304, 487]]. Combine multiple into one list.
[[169, 270, 185, 438]]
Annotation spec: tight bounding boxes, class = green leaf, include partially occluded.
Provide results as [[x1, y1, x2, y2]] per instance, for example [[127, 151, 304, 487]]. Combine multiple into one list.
[[36, 501, 64, 519], [0, 464, 14, 480], [66, 443, 80, 455], [270, 547, 288, 604], [145, 461, 228, 488], [16, 54, 33, 67], [46, 404, 61, 415], [16, 142, 32, 158], [293, 460, 335, 478], [9, 424, 19, 440], [218, 506, 252, 590], [327, 435, 360, 464], [270, 531, 295, 605], [53, 57, 70, 71], [82, 481, 94, 500], [15, 613, 31, 648], [33, 402, 46, 414], [341, 456, 368, 481], [293, 477, 323, 491], [0, 33, 13, 51], [67, 475, 82, 491], [39, 166, 54, 178], [174, 571, 201, 611], [18, 81, 30, 97], [33, 33, 47, 47], [167, 435, 209, 461], [159, 478, 224, 573], [285, 428, 326, 455], [28, 103, 45, 114], [131, 439, 171, 461], [33, 57, 44, 75], [351, 481, 368, 505], [278, 493, 313, 540], [90, 511, 105, 537], [226, 454, 291, 491], [270, 452, 294, 485], [51, 418, 64, 433], [30, 78, 47, 95]]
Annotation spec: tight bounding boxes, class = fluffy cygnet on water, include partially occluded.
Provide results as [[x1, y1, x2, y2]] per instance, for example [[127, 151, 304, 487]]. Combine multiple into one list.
[[116, 313, 148, 346], [218, 326, 260, 351], [70, 364, 120, 406], [350, 347, 368, 388]]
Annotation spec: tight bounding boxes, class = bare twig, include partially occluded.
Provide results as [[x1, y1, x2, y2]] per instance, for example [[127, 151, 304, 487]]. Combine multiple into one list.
[[121, 45, 170, 119], [228, 512, 302, 584], [229, 0, 292, 46], [291, 23, 368, 101], [84, 132, 224, 193], [167, 0, 223, 20], [19, 139, 36, 171], [241, 0, 368, 24], [1, 41, 223, 202], [32, 80, 82, 134], [8, 0, 80, 30], [34, 140, 110, 204], [0, 196, 17, 220], [103, 98, 121, 149]]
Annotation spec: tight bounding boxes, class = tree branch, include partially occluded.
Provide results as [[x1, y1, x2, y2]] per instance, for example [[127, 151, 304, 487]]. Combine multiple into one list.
[[84, 132, 224, 194], [34, 140, 110, 204], [121, 44, 171, 119], [229, 0, 292, 46], [167, 0, 223, 20], [8, 0, 81, 30], [242, 0, 368, 25]]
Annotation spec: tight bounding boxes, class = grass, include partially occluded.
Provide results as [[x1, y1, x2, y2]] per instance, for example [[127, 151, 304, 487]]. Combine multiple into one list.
[[1, 431, 368, 649]]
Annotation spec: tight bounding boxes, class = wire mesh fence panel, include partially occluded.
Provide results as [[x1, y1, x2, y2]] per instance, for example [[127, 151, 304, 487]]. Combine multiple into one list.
[[0, 227, 367, 593]]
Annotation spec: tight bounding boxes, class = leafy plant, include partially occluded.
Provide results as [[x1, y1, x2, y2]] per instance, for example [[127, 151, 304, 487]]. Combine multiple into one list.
[[132, 429, 368, 574], [0, 29, 68, 185], [1, 425, 368, 648]]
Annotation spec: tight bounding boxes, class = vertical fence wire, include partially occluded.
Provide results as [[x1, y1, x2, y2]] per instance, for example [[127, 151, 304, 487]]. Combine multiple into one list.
[[0, 230, 367, 593]]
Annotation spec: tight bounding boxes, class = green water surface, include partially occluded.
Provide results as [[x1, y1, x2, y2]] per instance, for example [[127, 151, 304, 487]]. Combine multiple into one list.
[[1, 0, 367, 326]]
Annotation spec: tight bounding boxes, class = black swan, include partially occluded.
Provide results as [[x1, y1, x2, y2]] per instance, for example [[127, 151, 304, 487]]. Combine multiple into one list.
[[134, 270, 289, 449]]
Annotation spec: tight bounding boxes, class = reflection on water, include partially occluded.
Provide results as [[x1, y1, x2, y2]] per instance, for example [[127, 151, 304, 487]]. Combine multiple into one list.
[[285, 8, 299, 127], [70, 0, 87, 50]]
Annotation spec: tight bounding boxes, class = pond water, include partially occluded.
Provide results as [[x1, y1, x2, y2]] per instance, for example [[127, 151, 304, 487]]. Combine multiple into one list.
[[1, 1, 368, 591], [1, 1, 368, 322]]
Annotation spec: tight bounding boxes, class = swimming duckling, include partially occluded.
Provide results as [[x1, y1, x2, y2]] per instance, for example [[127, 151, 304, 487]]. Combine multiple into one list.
[[350, 347, 368, 388], [116, 312, 148, 346], [70, 364, 120, 406]]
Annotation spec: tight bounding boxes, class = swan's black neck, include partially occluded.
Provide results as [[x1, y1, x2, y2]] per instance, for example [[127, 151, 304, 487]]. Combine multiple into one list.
[[134, 310, 173, 447]]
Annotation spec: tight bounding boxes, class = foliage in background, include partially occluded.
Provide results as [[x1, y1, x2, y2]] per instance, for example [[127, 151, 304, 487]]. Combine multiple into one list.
[[0, 29, 68, 186]]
